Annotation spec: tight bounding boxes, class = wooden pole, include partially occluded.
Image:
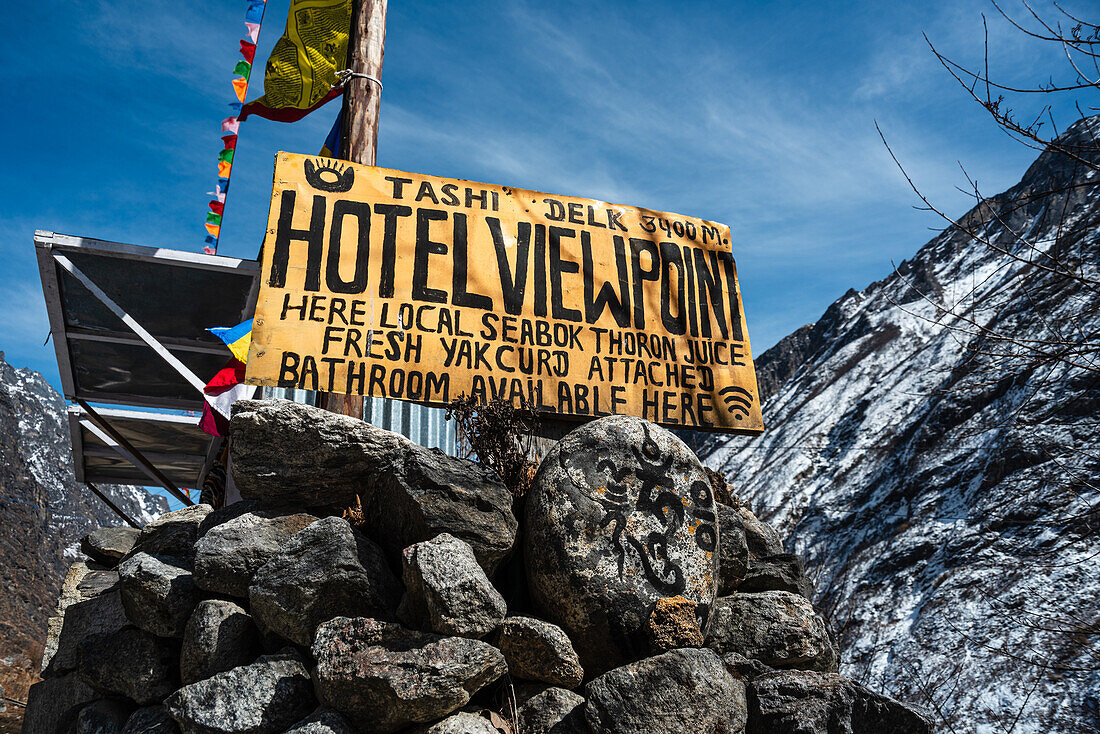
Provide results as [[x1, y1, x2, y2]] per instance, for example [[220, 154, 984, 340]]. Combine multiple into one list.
[[320, 0, 387, 419]]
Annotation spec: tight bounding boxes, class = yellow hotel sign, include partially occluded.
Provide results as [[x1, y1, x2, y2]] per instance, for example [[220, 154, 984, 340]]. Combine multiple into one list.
[[248, 152, 763, 434]]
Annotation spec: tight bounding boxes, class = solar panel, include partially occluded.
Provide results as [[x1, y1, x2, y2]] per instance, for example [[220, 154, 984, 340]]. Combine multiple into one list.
[[68, 406, 213, 488], [36, 231, 259, 491], [36, 231, 259, 411]]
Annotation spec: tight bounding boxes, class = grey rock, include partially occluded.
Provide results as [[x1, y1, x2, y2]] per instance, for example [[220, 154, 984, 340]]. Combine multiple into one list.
[[43, 561, 122, 673], [248, 517, 401, 646], [360, 441, 518, 575], [131, 505, 212, 559], [231, 400, 517, 573], [400, 533, 506, 639], [0, 683, 4, 714], [516, 687, 587, 734], [526, 415, 720, 675], [77, 627, 179, 705], [407, 712, 500, 734], [738, 553, 814, 599], [42, 587, 129, 676], [736, 506, 784, 558], [180, 600, 262, 685], [511, 682, 555, 709], [122, 707, 181, 734], [311, 617, 507, 733], [716, 503, 749, 594], [748, 670, 934, 734], [193, 501, 318, 598], [22, 671, 101, 734], [721, 651, 776, 681], [584, 648, 747, 734], [74, 699, 135, 734], [118, 552, 201, 638], [164, 650, 316, 734], [283, 709, 357, 734], [718, 506, 813, 598], [706, 591, 838, 672], [231, 401, 518, 573], [230, 398, 407, 508], [81, 527, 141, 566], [497, 616, 584, 688], [56, 561, 121, 614]]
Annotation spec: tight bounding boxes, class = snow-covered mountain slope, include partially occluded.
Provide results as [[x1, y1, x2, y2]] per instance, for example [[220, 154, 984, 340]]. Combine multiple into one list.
[[707, 117, 1100, 733], [0, 351, 166, 723]]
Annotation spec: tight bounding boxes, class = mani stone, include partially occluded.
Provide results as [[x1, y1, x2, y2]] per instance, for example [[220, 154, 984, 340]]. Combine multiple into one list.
[[748, 670, 934, 734], [193, 501, 319, 598], [248, 516, 401, 647], [165, 650, 316, 734], [399, 533, 507, 639], [525, 415, 720, 675], [584, 648, 747, 734], [706, 591, 838, 673], [497, 616, 584, 688], [230, 399, 518, 574], [311, 617, 507, 733], [80, 526, 141, 566]]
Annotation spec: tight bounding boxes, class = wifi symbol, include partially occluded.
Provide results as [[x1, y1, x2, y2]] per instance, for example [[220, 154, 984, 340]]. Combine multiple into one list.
[[718, 386, 753, 421]]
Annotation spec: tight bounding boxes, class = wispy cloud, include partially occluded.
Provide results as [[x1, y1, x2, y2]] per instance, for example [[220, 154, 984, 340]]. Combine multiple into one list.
[[2, 0, 1092, 379]]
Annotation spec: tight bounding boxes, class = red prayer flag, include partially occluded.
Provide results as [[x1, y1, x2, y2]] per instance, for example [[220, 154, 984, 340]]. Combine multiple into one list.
[[240, 40, 257, 64], [221, 134, 238, 150], [209, 200, 225, 216], [200, 358, 249, 437], [239, 86, 342, 123], [205, 358, 246, 393]]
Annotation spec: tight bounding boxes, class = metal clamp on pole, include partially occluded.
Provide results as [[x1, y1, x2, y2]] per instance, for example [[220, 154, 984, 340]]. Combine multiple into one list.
[[333, 69, 383, 92]]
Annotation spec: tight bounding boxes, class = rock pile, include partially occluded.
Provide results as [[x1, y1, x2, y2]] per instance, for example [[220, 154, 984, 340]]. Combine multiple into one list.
[[24, 399, 933, 734]]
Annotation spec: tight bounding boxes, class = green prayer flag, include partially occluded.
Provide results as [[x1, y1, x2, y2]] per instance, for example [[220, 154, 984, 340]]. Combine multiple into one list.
[[233, 59, 252, 78], [218, 149, 235, 164], [206, 212, 223, 225]]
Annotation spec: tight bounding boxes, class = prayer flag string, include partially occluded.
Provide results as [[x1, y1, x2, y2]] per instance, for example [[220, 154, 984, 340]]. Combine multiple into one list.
[[204, 0, 268, 254]]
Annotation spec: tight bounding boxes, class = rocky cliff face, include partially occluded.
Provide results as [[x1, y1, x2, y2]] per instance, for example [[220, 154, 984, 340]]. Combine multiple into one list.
[[0, 352, 166, 730], [706, 118, 1100, 732]]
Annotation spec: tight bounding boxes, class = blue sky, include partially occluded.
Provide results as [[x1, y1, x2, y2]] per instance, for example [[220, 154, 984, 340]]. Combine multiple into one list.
[[1, 0, 1092, 383]]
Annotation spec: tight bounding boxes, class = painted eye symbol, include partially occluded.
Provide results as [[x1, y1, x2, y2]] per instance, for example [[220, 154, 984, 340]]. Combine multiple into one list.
[[304, 158, 354, 192]]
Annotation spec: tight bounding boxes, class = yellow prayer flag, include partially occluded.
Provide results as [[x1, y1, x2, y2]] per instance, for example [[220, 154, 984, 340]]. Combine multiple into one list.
[[250, 0, 351, 110]]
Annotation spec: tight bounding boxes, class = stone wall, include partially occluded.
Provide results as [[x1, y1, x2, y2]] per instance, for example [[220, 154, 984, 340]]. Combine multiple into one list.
[[23, 399, 933, 734]]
